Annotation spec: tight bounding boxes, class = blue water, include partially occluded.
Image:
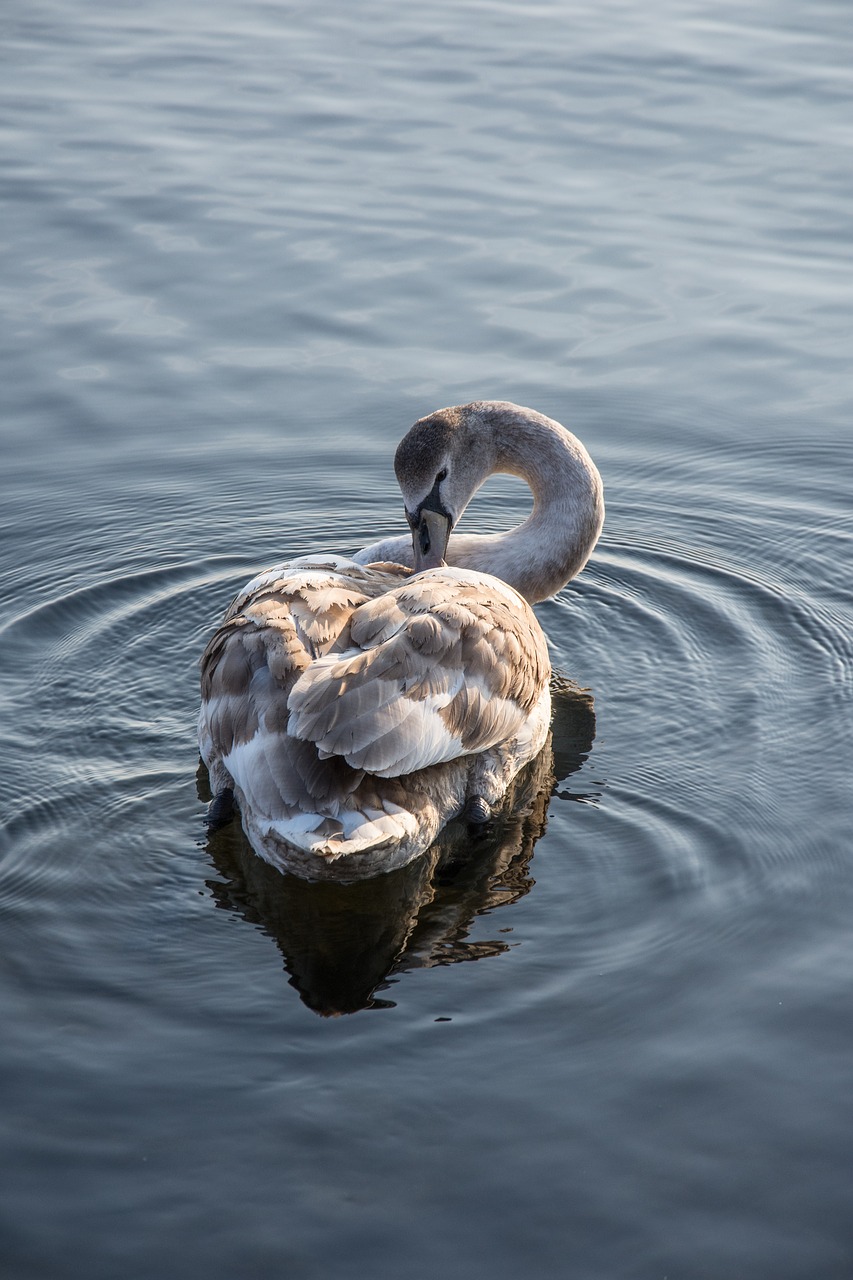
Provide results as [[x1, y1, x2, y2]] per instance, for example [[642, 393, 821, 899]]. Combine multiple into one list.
[[2, 1, 852, 1276]]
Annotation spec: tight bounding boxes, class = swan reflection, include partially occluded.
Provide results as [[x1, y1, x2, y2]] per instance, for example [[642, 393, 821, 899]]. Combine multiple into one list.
[[199, 680, 596, 1016]]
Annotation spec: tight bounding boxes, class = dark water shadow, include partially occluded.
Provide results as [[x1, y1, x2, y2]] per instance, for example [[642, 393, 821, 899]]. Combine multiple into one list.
[[199, 680, 596, 1016]]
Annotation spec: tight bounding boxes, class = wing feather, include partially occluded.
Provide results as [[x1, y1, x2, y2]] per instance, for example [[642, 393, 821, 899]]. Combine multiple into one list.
[[287, 568, 551, 777], [199, 560, 413, 813], [201, 561, 550, 803]]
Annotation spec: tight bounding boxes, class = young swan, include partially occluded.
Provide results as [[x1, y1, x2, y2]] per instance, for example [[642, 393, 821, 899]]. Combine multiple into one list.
[[199, 401, 604, 880]]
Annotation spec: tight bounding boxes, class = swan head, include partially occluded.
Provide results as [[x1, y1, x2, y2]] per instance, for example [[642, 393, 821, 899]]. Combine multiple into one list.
[[394, 404, 494, 572], [393, 400, 603, 596]]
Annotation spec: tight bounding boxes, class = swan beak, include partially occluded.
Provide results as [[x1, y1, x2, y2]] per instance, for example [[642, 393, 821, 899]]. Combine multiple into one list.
[[412, 508, 451, 571]]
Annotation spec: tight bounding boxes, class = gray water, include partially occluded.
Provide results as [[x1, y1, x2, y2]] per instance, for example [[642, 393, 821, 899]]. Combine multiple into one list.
[[2, 1, 852, 1276]]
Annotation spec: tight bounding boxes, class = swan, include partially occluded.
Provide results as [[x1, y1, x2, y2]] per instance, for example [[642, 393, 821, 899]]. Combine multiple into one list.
[[198, 400, 604, 880]]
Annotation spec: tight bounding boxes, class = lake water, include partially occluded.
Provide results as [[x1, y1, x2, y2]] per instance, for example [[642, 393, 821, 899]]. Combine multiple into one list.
[[2, 0, 852, 1275]]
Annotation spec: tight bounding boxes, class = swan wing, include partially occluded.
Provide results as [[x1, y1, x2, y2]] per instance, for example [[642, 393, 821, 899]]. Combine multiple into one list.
[[287, 567, 551, 777], [199, 558, 413, 818]]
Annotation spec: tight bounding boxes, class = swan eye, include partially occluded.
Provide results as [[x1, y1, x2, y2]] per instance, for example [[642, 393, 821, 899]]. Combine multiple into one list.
[[436, 468, 447, 484]]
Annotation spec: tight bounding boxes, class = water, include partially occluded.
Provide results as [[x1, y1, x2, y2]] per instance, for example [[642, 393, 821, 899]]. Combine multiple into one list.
[[1, 0, 852, 1275]]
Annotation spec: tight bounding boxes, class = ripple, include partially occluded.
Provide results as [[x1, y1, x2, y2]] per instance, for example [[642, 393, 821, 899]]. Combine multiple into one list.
[[1, 429, 850, 1001], [0, 556, 236, 924], [541, 440, 853, 958]]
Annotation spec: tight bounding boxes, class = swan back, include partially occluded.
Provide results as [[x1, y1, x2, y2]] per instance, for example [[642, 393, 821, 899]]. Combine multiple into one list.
[[199, 555, 551, 877]]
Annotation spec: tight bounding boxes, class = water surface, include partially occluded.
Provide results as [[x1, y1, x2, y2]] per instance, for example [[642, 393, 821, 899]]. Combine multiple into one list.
[[2, 1, 852, 1277]]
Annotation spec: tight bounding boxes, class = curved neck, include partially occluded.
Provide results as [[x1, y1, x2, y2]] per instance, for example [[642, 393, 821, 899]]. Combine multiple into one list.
[[448, 407, 604, 602], [356, 404, 604, 603]]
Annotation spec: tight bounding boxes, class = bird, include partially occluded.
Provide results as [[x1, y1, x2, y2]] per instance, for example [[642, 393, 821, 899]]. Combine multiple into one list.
[[198, 400, 604, 881]]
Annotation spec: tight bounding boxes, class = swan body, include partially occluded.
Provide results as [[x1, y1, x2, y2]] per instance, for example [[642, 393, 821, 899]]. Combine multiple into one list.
[[199, 401, 603, 880]]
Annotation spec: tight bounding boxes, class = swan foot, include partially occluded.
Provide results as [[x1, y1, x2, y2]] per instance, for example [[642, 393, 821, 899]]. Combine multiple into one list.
[[206, 787, 235, 829], [463, 795, 492, 826]]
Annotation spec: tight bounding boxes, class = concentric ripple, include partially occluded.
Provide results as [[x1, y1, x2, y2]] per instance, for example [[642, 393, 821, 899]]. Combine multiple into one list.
[[521, 435, 853, 979], [1, 433, 850, 1003]]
